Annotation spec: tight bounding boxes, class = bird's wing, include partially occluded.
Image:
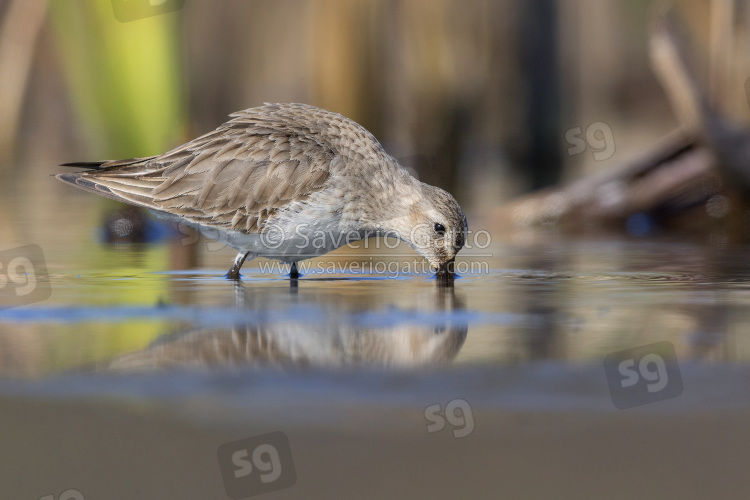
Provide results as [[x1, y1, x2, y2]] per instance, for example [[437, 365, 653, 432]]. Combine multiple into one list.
[[59, 116, 332, 233]]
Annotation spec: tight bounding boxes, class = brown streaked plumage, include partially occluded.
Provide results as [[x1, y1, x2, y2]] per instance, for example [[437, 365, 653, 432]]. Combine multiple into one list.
[[57, 103, 467, 279]]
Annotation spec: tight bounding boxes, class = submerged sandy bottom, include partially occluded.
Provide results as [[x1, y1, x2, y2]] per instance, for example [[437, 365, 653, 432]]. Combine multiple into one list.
[[3, 365, 750, 499]]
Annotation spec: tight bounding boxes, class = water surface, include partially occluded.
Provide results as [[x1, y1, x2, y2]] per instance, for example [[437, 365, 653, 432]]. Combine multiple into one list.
[[3, 234, 749, 376]]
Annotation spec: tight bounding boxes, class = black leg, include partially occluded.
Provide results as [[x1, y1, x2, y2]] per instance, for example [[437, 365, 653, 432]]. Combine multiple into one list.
[[226, 251, 249, 280], [289, 261, 299, 279]]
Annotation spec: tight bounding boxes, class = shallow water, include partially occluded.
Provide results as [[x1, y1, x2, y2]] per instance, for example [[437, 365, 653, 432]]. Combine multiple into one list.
[[4, 176, 750, 498], [3, 235, 750, 377]]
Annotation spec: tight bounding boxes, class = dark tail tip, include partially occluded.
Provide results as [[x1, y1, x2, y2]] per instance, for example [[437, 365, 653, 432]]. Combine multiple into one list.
[[59, 161, 107, 169]]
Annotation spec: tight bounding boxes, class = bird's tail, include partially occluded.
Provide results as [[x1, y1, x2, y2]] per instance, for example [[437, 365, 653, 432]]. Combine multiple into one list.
[[59, 156, 156, 170], [55, 156, 159, 206], [59, 161, 109, 170]]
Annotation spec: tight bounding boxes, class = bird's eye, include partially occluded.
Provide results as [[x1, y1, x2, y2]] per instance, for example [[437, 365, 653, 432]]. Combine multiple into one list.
[[434, 223, 446, 235]]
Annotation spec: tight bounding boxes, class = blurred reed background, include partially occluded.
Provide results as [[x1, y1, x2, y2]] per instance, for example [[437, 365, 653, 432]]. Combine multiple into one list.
[[0, 0, 748, 226], [2, 0, 750, 374]]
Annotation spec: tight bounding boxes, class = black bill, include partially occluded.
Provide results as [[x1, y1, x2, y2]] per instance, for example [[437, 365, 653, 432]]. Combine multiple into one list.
[[435, 259, 456, 281]]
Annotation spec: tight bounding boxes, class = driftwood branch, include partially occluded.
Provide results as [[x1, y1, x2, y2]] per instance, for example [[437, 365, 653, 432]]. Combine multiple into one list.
[[494, 4, 750, 236]]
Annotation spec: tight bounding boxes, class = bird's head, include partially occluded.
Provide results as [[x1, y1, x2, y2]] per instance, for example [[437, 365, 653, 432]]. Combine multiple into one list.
[[379, 181, 468, 276]]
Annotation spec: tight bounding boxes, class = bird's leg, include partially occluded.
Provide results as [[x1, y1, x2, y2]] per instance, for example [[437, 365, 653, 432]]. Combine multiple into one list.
[[226, 251, 250, 280], [289, 261, 299, 280]]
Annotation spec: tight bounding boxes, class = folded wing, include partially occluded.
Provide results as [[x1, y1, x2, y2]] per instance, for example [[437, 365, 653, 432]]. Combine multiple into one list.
[[57, 110, 333, 233]]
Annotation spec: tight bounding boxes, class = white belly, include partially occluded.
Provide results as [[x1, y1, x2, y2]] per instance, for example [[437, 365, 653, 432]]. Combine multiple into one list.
[[152, 196, 365, 263], [217, 223, 366, 262]]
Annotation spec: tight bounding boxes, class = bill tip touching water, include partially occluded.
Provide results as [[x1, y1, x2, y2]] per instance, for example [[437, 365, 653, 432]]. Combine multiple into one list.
[[56, 103, 467, 280]]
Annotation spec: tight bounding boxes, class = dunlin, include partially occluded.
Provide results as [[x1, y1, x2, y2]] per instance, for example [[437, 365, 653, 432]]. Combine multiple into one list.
[[57, 103, 467, 279]]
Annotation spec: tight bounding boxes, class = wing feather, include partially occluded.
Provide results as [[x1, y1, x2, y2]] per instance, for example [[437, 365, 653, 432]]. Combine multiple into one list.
[[55, 103, 402, 233]]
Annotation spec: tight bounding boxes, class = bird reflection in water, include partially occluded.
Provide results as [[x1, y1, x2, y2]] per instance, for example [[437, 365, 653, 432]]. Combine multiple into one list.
[[103, 280, 467, 372]]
